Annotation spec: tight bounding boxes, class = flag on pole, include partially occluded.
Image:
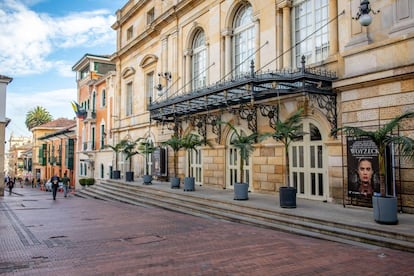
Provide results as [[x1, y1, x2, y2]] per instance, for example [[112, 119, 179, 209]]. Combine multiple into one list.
[[71, 101, 87, 119]]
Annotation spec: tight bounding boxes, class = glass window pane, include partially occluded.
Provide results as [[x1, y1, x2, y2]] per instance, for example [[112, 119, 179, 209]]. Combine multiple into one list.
[[318, 173, 324, 196], [317, 145, 323, 168]]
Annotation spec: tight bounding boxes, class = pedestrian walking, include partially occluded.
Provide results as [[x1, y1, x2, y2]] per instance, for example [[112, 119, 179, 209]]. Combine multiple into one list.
[[51, 174, 60, 200], [61, 172, 70, 198], [7, 179, 14, 195]]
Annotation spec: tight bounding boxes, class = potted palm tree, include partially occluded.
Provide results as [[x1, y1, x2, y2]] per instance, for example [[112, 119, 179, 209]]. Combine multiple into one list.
[[104, 139, 128, 179], [180, 133, 211, 191], [268, 108, 305, 208], [138, 140, 156, 185], [122, 138, 142, 182], [332, 111, 414, 224], [221, 121, 260, 200], [161, 135, 184, 188]]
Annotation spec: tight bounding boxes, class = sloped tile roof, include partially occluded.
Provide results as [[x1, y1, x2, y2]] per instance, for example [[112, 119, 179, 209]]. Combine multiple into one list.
[[38, 118, 76, 128]]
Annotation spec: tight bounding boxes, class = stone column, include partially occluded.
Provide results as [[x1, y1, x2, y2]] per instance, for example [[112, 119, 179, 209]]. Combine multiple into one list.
[[222, 29, 232, 78], [253, 15, 261, 70], [329, 0, 338, 56], [282, 3, 292, 69], [184, 49, 192, 93]]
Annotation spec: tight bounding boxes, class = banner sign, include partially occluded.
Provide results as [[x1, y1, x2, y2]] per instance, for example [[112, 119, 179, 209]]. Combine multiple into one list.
[[346, 137, 380, 197]]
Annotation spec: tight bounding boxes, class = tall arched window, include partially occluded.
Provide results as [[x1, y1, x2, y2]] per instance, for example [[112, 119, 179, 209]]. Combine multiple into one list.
[[192, 30, 206, 90], [233, 4, 255, 76]]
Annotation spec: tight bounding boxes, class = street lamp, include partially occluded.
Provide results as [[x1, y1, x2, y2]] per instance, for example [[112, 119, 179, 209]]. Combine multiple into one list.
[[156, 72, 171, 96], [353, 0, 379, 27]]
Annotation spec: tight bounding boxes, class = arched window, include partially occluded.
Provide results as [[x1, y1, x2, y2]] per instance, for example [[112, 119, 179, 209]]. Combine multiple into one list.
[[293, 0, 329, 67], [92, 91, 96, 112], [101, 89, 106, 107], [233, 4, 255, 76], [192, 30, 206, 90], [100, 163, 104, 178]]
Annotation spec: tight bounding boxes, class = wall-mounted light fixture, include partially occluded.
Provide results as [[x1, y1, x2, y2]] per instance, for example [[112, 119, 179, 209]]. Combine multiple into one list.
[[156, 72, 172, 96], [353, 0, 379, 27]]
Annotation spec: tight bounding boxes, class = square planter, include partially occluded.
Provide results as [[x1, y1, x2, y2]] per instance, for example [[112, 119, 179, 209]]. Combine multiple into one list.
[[279, 186, 297, 208], [113, 170, 121, 179], [372, 196, 398, 225], [143, 175, 152, 185], [184, 177, 195, 191], [234, 182, 249, 200], [125, 171, 134, 182], [170, 177, 180, 189]]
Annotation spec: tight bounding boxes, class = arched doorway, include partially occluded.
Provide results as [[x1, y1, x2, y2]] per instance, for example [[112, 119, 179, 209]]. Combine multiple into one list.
[[226, 128, 252, 190], [290, 120, 327, 200]]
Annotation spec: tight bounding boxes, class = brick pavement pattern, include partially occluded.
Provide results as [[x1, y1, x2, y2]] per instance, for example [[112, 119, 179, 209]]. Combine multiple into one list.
[[1, 187, 414, 275]]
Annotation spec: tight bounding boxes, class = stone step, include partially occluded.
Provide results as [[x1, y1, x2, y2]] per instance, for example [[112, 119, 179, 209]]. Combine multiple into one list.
[[77, 181, 414, 253]]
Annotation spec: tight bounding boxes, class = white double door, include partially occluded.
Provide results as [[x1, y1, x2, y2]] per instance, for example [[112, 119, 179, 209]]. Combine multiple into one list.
[[290, 121, 327, 200]]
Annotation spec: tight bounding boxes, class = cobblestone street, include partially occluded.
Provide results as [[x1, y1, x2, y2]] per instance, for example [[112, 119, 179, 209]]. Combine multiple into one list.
[[1, 188, 414, 275]]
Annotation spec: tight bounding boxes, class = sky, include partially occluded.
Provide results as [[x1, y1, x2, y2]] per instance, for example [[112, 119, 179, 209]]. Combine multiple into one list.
[[0, 0, 124, 143]]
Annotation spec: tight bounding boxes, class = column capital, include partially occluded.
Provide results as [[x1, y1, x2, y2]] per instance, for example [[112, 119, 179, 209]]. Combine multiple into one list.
[[221, 28, 232, 37], [277, 0, 292, 9], [184, 49, 193, 56]]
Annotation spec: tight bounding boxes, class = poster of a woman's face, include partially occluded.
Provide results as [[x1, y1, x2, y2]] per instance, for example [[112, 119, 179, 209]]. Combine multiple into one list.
[[357, 158, 374, 196], [347, 137, 380, 197]]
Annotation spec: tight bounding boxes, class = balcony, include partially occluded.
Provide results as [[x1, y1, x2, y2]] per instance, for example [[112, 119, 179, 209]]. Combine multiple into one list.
[[83, 110, 96, 123], [149, 58, 337, 139], [82, 141, 96, 152]]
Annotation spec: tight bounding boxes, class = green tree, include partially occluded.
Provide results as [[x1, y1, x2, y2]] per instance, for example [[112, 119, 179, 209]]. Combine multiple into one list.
[[332, 111, 414, 196], [180, 133, 211, 177], [122, 138, 143, 172], [220, 121, 263, 184], [162, 135, 184, 178], [138, 140, 156, 175], [25, 106, 53, 130], [266, 108, 305, 187]]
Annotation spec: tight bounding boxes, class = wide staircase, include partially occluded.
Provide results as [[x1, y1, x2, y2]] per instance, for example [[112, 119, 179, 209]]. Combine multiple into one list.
[[77, 179, 414, 253]]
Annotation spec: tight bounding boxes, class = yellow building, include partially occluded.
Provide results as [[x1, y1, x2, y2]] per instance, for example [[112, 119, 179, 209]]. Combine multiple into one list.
[[107, 0, 414, 212], [31, 118, 76, 185], [6, 135, 32, 181]]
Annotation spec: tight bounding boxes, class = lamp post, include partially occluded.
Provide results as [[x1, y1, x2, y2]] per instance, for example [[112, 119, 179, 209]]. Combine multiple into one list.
[[353, 0, 379, 27]]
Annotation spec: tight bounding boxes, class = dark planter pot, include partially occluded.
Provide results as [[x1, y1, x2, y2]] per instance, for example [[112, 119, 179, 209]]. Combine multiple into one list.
[[234, 182, 249, 200], [184, 177, 195, 191], [126, 171, 134, 182], [170, 177, 180, 189], [372, 196, 398, 225], [143, 175, 152, 185], [113, 170, 121, 179], [279, 186, 297, 208]]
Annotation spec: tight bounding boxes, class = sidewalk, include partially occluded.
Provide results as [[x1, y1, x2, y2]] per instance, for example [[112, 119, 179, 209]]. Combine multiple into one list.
[[124, 178, 414, 237], [1, 186, 414, 275]]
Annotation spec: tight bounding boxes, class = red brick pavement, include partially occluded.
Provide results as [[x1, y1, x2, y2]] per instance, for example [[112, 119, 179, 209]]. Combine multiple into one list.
[[1, 187, 414, 275]]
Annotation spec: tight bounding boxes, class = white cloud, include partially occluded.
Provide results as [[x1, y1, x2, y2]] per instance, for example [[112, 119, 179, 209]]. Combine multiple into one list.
[[6, 87, 76, 137], [0, 0, 115, 77]]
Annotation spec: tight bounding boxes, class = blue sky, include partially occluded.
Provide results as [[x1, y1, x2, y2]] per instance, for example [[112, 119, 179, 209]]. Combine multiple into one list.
[[1, 0, 124, 140]]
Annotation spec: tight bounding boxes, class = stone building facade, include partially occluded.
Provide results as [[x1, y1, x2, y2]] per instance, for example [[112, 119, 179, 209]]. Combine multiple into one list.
[[0, 75, 12, 196], [105, 0, 414, 212], [72, 54, 117, 186]]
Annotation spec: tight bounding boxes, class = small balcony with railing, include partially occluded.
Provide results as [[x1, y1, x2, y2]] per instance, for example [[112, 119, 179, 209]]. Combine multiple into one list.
[[83, 110, 96, 123], [82, 141, 96, 152]]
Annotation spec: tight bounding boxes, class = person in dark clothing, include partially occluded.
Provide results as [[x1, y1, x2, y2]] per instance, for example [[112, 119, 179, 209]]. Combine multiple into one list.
[[7, 179, 14, 195], [51, 174, 60, 200]]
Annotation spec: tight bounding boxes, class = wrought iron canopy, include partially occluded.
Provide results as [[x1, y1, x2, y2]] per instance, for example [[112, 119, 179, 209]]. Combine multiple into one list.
[[149, 59, 337, 124]]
